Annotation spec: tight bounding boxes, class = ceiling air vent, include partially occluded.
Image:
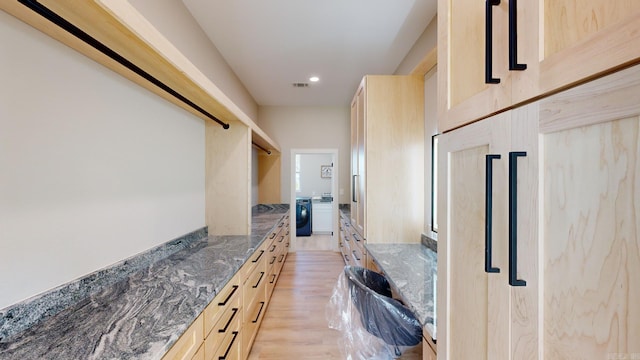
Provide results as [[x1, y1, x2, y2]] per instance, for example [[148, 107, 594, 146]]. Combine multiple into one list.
[[292, 82, 309, 88]]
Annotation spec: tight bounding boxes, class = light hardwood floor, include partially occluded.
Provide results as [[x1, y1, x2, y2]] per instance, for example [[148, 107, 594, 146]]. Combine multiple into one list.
[[295, 233, 334, 251], [247, 251, 422, 359]]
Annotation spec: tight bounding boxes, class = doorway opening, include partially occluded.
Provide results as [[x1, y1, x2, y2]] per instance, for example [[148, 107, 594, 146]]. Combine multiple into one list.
[[290, 149, 339, 252]]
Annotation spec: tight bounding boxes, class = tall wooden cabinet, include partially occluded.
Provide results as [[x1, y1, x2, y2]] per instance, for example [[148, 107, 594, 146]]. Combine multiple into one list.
[[348, 75, 424, 265], [438, 63, 640, 359], [438, 108, 537, 360], [438, 0, 640, 132]]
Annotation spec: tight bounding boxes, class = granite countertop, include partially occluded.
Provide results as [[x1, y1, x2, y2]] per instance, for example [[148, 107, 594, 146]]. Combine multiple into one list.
[[0, 204, 289, 360], [365, 243, 437, 341]]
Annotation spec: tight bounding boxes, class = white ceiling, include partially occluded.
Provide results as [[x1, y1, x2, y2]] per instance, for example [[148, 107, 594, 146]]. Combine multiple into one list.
[[182, 0, 436, 107]]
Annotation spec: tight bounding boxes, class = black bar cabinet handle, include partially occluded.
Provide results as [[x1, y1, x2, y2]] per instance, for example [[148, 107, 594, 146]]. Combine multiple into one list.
[[352, 175, 358, 202], [252, 271, 265, 288], [352, 250, 361, 261], [485, 154, 501, 273], [485, 0, 501, 84], [218, 285, 239, 306], [218, 308, 239, 333], [508, 0, 527, 70], [251, 302, 265, 323], [252, 250, 264, 263], [509, 151, 527, 286], [219, 331, 238, 360]]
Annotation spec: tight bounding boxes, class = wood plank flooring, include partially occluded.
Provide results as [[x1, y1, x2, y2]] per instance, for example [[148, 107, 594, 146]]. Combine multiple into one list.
[[247, 251, 422, 359]]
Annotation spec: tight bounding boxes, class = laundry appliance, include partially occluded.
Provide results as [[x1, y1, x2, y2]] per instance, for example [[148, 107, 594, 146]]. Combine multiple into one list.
[[296, 197, 312, 236]]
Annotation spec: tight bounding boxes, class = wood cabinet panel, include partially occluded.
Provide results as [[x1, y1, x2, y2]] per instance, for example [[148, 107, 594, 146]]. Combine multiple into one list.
[[543, 0, 640, 57], [352, 76, 424, 244], [204, 296, 241, 359], [204, 273, 241, 339], [440, 62, 640, 360], [439, 0, 640, 132], [537, 64, 640, 359], [162, 315, 205, 360], [438, 113, 515, 360], [423, 337, 436, 360]]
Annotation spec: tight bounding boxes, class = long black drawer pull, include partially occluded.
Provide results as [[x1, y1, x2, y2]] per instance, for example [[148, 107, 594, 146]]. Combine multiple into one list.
[[509, 151, 527, 286], [252, 250, 264, 263], [508, 0, 527, 71], [218, 308, 239, 333], [252, 271, 265, 288], [218, 331, 239, 360], [485, 154, 501, 273], [252, 302, 265, 323], [218, 285, 239, 306], [352, 175, 358, 202], [485, 0, 501, 84], [352, 250, 361, 261]]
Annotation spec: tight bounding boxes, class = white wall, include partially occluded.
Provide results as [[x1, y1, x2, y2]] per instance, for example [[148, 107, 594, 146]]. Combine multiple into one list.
[[297, 154, 333, 198], [394, 15, 437, 75], [258, 106, 350, 204], [0, 11, 205, 309], [393, 14, 439, 238], [128, 0, 259, 121]]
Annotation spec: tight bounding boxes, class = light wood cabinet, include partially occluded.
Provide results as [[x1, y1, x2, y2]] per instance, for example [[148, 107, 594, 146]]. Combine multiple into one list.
[[438, 63, 640, 359], [164, 211, 290, 360], [537, 62, 640, 360], [203, 273, 241, 360], [348, 75, 425, 251], [423, 337, 436, 360], [350, 85, 366, 236], [339, 210, 368, 268], [162, 314, 205, 360], [438, 109, 537, 360], [438, 0, 640, 132]]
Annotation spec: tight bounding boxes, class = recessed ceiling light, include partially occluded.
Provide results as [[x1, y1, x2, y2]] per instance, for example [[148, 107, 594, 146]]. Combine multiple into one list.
[[309, 76, 320, 82]]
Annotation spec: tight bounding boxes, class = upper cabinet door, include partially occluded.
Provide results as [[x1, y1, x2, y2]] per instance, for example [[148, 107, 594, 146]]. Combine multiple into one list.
[[438, 0, 512, 132], [514, 0, 640, 105], [440, 0, 640, 133]]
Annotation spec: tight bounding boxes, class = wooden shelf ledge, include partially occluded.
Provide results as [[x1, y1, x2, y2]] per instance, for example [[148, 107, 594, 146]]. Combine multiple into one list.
[[1, 0, 280, 154]]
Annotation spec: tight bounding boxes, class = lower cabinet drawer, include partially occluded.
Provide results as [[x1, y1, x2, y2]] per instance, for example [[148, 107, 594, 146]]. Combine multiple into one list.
[[204, 294, 241, 357], [351, 246, 365, 268], [266, 269, 278, 299], [208, 325, 241, 360], [243, 268, 266, 315], [204, 273, 240, 338], [162, 314, 204, 360], [192, 344, 205, 360], [242, 296, 267, 357]]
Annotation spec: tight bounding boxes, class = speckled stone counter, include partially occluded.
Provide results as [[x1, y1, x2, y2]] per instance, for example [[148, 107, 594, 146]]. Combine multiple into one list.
[[366, 243, 437, 341], [0, 204, 289, 360]]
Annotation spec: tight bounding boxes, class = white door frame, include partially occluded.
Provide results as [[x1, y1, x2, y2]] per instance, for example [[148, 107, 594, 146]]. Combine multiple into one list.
[[290, 148, 339, 252]]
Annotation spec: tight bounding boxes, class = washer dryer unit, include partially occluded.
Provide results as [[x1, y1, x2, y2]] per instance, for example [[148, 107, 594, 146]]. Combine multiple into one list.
[[296, 197, 312, 237]]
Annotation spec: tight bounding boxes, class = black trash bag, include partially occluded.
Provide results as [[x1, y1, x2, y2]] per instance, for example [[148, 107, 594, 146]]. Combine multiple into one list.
[[326, 266, 422, 359]]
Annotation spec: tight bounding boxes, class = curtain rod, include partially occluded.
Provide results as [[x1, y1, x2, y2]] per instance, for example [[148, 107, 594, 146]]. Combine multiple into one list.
[[18, 0, 230, 130], [252, 142, 272, 155]]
